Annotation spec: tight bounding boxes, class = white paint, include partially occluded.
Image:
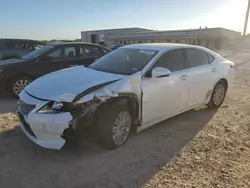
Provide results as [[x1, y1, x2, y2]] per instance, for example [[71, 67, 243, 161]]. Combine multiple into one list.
[[18, 91, 72, 149], [27, 112, 72, 149], [25, 66, 125, 102], [141, 69, 189, 125]]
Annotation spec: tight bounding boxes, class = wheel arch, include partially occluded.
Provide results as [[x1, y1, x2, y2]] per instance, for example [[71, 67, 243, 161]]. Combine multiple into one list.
[[213, 77, 228, 91], [219, 78, 228, 91], [6, 73, 35, 84], [6, 73, 35, 93], [97, 93, 140, 132]]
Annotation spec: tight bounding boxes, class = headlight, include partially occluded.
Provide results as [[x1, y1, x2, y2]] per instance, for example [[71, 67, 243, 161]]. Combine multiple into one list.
[[37, 101, 64, 114]]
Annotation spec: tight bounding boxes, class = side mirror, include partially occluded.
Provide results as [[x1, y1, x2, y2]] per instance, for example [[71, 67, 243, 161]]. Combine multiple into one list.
[[151, 67, 171, 78]]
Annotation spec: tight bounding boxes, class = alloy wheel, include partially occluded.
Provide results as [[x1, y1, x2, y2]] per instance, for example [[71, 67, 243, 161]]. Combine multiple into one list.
[[13, 79, 30, 95], [112, 111, 132, 146], [212, 83, 225, 106]]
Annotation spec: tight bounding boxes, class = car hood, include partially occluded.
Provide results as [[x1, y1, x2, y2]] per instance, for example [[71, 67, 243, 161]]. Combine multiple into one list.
[[0, 58, 25, 66], [25, 66, 125, 102]]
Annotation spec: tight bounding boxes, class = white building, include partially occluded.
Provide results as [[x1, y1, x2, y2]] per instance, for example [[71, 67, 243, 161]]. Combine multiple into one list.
[[81, 27, 241, 49], [81, 28, 152, 47]]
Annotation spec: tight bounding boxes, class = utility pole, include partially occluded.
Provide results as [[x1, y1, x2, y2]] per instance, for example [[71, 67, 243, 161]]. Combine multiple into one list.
[[243, 0, 250, 36]]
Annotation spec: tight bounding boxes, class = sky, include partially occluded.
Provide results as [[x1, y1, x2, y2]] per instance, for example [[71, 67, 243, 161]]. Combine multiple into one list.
[[0, 0, 248, 40]]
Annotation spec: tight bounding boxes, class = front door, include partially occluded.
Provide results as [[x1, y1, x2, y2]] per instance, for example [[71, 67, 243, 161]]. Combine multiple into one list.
[[141, 49, 189, 125]]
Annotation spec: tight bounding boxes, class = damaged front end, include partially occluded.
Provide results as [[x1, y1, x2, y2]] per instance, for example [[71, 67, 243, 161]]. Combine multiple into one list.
[[68, 98, 104, 130], [66, 72, 142, 131], [18, 73, 142, 150]]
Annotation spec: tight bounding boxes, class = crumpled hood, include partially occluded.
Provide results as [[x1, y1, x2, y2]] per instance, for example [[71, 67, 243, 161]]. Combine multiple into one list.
[[0, 58, 24, 66], [25, 66, 125, 102]]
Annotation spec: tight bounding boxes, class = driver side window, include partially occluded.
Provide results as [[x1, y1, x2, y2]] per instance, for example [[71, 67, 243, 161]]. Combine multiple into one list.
[[154, 49, 185, 72], [146, 49, 185, 77]]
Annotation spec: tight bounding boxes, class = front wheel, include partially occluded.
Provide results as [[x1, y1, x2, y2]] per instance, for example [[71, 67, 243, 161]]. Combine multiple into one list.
[[207, 80, 227, 108], [96, 104, 132, 150], [8, 76, 32, 98]]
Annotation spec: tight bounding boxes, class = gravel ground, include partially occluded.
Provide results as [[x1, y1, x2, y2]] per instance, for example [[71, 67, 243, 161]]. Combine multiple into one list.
[[0, 53, 250, 188]]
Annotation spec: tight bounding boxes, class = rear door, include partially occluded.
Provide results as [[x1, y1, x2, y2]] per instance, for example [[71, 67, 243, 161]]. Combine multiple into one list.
[[185, 48, 216, 106], [34, 45, 78, 76]]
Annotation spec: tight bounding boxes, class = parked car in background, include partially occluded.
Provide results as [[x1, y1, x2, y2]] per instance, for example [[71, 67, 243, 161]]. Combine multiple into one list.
[[0, 38, 45, 61], [0, 42, 111, 96], [110, 44, 125, 51], [17, 43, 234, 150]]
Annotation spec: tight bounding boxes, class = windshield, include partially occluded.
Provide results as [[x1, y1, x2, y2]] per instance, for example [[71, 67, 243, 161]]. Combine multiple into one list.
[[21, 45, 53, 59], [89, 48, 158, 75]]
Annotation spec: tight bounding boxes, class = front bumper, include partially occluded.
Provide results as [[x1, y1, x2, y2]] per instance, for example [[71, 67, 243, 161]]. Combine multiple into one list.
[[17, 91, 73, 150]]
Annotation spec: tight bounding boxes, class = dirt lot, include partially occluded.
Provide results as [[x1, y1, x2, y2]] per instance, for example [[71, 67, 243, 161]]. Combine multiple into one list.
[[0, 52, 250, 188]]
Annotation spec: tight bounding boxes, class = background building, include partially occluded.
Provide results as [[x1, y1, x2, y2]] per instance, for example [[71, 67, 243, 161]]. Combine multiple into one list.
[[81, 27, 152, 47], [81, 27, 241, 49]]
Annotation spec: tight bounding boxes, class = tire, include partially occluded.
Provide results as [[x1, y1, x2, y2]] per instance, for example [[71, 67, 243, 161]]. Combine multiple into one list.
[[8, 75, 32, 98], [207, 80, 227, 109], [96, 103, 133, 150]]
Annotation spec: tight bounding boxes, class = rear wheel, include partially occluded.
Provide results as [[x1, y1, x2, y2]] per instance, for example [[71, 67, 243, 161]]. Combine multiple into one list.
[[96, 103, 132, 150], [207, 80, 227, 108], [8, 76, 32, 97]]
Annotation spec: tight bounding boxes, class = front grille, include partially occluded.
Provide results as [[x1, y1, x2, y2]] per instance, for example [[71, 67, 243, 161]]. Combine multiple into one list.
[[18, 112, 36, 138], [19, 100, 36, 116]]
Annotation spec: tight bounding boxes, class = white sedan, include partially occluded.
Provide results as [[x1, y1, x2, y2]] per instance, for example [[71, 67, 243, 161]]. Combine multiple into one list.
[[17, 43, 234, 150]]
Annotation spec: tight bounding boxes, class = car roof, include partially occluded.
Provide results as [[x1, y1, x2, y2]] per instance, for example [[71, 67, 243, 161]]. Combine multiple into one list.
[[123, 43, 207, 52], [0, 38, 44, 43], [49, 42, 104, 47], [48, 42, 111, 50]]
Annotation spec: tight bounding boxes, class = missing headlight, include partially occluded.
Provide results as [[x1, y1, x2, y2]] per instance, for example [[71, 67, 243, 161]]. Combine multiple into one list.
[[70, 100, 103, 118]]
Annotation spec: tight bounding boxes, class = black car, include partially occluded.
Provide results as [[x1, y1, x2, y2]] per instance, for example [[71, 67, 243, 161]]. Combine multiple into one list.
[[0, 38, 45, 60], [110, 44, 125, 51], [0, 42, 111, 97]]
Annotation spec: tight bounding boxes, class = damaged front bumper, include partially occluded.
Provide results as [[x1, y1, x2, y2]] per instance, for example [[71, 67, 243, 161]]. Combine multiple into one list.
[[18, 91, 73, 150]]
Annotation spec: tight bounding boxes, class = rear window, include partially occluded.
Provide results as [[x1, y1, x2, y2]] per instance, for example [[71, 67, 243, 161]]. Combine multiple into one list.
[[208, 53, 215, 63], [79, 45, 102, 57], [99, 47, 110, 55], [186, 48, 209, 68]]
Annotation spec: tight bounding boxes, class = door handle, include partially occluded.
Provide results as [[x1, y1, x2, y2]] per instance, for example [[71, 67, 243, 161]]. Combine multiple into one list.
[[180, 74, 188, 80], [211, 68, 217, 73]]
